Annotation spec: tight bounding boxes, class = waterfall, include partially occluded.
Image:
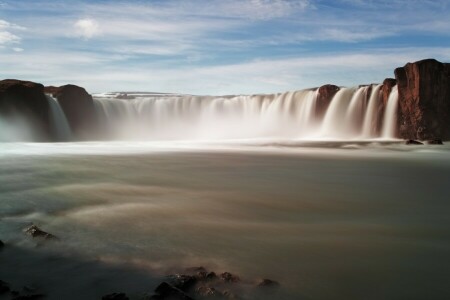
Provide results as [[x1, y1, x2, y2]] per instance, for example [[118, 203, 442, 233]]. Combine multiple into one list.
[[320, 87, 356, 138], [46, 94, 72, 141], [381, 86, 399, 139], [361, 84, 382, 138], [92, 86, 398, 141]]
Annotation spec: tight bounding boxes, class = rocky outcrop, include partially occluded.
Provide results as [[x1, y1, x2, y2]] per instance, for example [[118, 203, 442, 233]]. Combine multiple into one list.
[[45, 85, 98, 140], [381, 78, 397, 106], [24, 224, 58, 241], [395, 59, 450, 140], [316, 84, 339, 120], [0, 79, 52, 140]]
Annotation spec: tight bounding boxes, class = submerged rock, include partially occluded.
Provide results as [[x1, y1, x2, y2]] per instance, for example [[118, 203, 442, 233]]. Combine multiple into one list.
[[167, 274, 197, 292], [195, 286, 222, 298], [220, 272, 240, 283], [24, 224, 58, 240], [427, 139, 444, 145], [152, 282, 194, 300], [257, 279, 280, 288], [102, 292, 129, 300], [405, 139, 424, 145], [0, 240, 4, 249]]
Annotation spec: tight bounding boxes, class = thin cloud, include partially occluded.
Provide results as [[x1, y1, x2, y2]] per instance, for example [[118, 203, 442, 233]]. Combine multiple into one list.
[[74, 18, 100, 39]]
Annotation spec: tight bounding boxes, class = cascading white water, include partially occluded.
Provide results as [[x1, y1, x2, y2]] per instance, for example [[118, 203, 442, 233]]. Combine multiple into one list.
[[361, 84, 383, 138], [320, 87, 356, 138], [46, 94, 72, 141], [381, 86, 399, 139], [92, 86, 399, 141]]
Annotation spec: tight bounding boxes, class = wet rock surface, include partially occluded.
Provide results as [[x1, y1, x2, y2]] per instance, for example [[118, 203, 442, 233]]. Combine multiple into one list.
[[256, 279, 279, 288], [427, 139, 444, 145], [145, 267, 279, 300], [23, 225, 58, 240], [405, 139, 424, 145]]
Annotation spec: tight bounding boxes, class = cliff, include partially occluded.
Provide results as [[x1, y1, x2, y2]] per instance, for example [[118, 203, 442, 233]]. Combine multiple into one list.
[[45, 85, 98, 140], [0, 79, 53, 140], [395, 59, 450, 140]]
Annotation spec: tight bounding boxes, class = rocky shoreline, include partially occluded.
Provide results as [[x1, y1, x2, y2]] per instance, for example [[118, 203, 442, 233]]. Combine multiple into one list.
[[0, 226, 281, 300]]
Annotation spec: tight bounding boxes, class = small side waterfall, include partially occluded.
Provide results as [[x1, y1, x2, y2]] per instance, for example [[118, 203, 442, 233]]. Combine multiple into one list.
[[381, 86, 399, 139], [92, 85, 400, 141], [46, 94, 72, 141]]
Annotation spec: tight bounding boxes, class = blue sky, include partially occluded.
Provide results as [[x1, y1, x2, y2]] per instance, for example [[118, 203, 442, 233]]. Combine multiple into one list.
[[0, 0, 449, 94]]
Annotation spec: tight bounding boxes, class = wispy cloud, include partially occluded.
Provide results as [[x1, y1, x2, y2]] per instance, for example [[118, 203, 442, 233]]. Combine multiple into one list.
[[0, 19, 24, 46], [0, 0, 449, 93]]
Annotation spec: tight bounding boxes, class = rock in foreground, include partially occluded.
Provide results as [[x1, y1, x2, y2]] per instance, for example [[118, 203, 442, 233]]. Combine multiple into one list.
[[24, 225, 58, 240]]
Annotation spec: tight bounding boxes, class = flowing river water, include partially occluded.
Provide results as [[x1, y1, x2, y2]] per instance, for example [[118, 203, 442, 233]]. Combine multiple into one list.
[[1, 141, 450, 300]]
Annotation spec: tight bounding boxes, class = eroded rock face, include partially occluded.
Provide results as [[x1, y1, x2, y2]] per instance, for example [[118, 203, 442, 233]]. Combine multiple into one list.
[[45, 85, 98, 140], [395, 59, 450, 140], [316, 84, 340, 120], [0, 79, 52, 140]]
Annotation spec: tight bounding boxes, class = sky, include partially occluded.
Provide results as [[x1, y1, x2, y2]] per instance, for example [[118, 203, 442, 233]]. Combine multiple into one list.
[[0, 0, 449, 95]]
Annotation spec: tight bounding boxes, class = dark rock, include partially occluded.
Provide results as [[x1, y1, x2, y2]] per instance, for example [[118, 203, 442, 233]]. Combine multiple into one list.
[[427, 139, 444, 145], [0, 280, 10, 294], [166, 274, 197, 292], [102, 292, 129, 300], [24, 224, 58, 240], [11, 290, 20, 296], [405, 139, 424, 145], [0, 79, 53, 140], [316, 84, 340, 120], [0, 240, 4, 249], [45, 84, 98, 140], [395, 59, 450, 140], [257, 279, 280, 287], [195, 286, 222, 297], [381, 78, 397, 106], [220, 272, 239, 283], [153, 282, 194, 300], [205, 272, 217, 281]]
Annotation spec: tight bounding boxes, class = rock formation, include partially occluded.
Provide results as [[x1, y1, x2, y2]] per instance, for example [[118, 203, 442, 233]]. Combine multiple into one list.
[[315, 84, 340, 120], [0, 79, 53, 140], [395, 59, 450, 140], [44, 85, 98, 140]]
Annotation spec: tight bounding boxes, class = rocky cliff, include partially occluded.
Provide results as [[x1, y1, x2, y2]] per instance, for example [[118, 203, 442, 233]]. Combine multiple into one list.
[[395, 59, 450, 140], [315, 84, 340, 120], [0, 79, 53, 140], [45, 85, 98, 140]]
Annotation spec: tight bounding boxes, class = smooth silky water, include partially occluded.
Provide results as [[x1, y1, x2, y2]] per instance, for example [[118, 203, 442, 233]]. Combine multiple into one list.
[[1, 141, 450, 300]]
